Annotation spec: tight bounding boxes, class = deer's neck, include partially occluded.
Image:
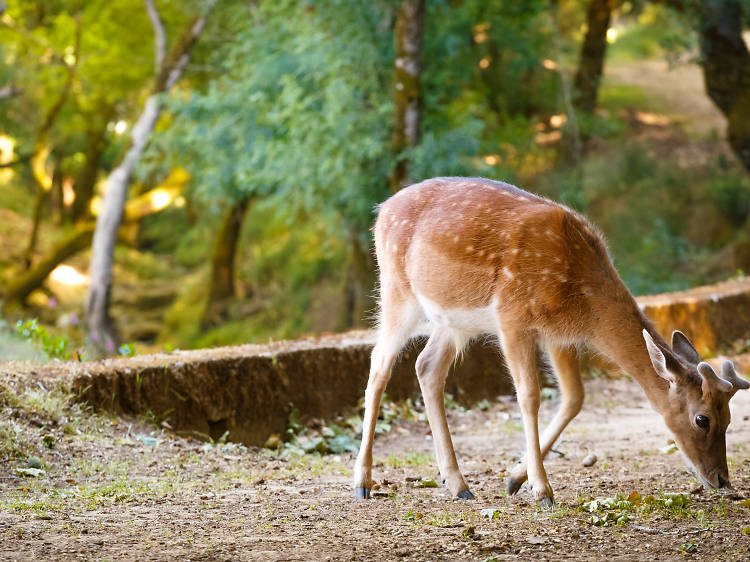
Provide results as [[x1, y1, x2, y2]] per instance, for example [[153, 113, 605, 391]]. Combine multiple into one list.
[[592, 296, 670, 412]]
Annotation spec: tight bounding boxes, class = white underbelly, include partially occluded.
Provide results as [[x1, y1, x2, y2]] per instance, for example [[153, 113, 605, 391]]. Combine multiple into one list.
[[415, 293, 500, 336]]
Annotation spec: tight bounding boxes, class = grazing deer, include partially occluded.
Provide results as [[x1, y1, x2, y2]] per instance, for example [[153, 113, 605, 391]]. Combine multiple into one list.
[[353, 177, 749, 507]]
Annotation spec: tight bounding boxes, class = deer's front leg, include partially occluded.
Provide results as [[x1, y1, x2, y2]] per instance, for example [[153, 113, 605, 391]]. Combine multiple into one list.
[[501, 329, 554, 508], [508, 343, 583, 492], [415, 329, 473, 499]]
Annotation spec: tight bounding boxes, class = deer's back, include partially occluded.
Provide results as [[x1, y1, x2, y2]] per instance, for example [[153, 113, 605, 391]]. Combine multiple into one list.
[[375, 177, 631, 341]]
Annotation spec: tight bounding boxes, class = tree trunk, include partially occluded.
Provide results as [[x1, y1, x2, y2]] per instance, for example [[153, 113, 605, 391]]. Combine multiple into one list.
[[72, 118, 109, 222], [86, 8, 211, 355], [339, 229, 377, 329], [201, 197, 251, 328], [390, 0, 425, 194], [698, 0, 750, 173], [572, 0, 615, 115]]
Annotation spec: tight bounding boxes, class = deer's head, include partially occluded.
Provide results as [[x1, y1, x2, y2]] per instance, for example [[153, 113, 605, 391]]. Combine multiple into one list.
[[643, 330, 748, 489]]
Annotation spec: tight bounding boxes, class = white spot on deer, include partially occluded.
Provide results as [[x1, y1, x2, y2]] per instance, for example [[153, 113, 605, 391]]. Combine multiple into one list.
[[518, 196, 528, 201], [553, 256, 561, 263], [392, 244, 398, 252], [488, 253, 496, 260], [453, 235, 460, 243], [541, 268, 550, 275], [558, 275, 567, 283], [466, 245, 474, 253], [502, 267, 513, 280], [512, 248, 520, 255], [535, 252, 542, 258], [477, 249, 485, 257], [545, 229, 553, 237]]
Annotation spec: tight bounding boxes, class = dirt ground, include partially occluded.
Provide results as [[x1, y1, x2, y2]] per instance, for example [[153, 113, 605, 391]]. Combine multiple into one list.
[[1, 373, 749, 562]]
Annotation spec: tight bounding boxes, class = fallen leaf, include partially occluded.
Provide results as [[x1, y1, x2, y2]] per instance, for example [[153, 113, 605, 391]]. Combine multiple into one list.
[[660, 443, 679, 454], [628, 491, 642, 506], [416, 477, 438, 488], [16, 467, 45, 478]]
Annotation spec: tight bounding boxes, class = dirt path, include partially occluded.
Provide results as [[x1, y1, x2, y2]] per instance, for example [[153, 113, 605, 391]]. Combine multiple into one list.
[[604, 59, 725, 137], [1, 375, 749, 561]]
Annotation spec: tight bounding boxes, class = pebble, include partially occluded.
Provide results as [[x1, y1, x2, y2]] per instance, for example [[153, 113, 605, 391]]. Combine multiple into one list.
[[582, 453, 598, 467]]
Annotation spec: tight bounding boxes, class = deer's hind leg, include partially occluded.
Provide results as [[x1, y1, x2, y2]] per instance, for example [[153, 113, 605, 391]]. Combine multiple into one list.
[[353, 292, 420, 499], [507, 343, 583, 497], [415, 328, 473, 499]]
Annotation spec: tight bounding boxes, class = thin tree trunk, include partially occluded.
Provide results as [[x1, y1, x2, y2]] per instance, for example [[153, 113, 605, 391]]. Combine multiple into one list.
[[201, 197, 251, 328], [51, 151, 65, 225], [86, 6, 211, 355], [390, 0, 425, 194], [698, 0, 750, 173]]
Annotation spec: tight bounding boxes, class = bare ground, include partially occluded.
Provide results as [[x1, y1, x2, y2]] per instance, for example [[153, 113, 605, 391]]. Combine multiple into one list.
[[1, 373, 749, 561]]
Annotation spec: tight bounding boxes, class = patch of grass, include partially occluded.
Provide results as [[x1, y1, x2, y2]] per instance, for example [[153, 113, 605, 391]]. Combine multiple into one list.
[[386, 452, 433, 469]]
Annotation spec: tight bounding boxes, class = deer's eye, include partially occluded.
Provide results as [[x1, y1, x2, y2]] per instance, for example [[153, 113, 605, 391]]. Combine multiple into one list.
[[695, 415, 710, 430]]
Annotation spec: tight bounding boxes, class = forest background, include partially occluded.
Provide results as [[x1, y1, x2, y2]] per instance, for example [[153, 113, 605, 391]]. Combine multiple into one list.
[[2, 0, 750, 360]]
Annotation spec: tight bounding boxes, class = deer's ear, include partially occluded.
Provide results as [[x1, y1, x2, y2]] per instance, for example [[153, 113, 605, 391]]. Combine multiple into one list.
[[644, 329, 675, 383], [671, 331, 700, 365]]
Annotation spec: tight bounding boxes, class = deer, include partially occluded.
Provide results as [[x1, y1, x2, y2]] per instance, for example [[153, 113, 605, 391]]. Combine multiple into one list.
[[353, 176, 749, 507]]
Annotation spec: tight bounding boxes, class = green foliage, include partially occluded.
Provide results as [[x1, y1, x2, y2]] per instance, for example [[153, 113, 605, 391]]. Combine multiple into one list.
[[607, 5, 696, 63], [15, 319, 70, 360], [150, 0, 393, 228], [706, 161, 750, 227]]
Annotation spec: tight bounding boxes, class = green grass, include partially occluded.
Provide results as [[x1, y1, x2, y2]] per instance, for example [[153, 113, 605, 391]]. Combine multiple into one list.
[[386, 452, 434, 469]]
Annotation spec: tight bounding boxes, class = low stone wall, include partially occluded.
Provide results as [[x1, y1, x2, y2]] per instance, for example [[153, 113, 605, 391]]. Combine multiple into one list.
[[3, 277, 750, 447], [64, 334, 513, 446], [638, 278, 750, 356]]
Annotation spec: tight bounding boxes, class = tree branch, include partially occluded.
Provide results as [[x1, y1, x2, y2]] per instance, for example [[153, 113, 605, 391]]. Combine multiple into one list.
[[144, 0, 166, 74]]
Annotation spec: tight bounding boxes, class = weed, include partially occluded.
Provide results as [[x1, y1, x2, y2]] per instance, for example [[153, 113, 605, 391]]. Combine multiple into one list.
[[15, 319, 70, 360]]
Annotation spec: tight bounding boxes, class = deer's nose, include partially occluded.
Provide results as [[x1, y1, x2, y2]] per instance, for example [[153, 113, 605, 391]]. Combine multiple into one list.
[[717, 474, 730, 488]]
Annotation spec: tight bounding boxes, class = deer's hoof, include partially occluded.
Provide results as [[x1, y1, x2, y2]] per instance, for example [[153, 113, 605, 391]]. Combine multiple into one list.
[[355, 487, 370, 499], [539, 497, 554, 510], [507, 477, 523, 496], [456, 489, 474, 500]]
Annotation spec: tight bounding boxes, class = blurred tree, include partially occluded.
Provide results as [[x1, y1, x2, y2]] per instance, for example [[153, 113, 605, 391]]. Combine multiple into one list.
[[87, 0, 213, 355], [696, 0, 750, 173], [201, 197, 252, 328], [563, 0, 617, 163], [390, 0, 425, 193]]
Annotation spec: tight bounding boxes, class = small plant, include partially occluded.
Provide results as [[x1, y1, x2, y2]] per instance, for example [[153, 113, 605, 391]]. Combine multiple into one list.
[[118, 343, 136, 357], [404, 507, 423, 522], [15, 319, 70, 360]]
